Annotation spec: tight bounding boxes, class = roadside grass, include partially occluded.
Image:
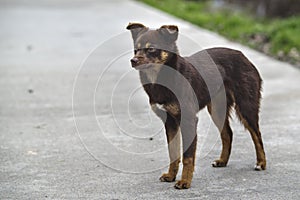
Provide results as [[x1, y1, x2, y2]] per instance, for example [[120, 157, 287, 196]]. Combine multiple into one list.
[[139, 0, 300, 66]]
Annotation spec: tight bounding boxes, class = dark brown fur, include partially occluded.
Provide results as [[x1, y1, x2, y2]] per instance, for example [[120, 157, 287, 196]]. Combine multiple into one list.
[[126, 23, 266, 189]]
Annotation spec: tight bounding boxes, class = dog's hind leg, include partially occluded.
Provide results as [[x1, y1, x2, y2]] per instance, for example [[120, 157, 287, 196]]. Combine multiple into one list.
[[160, 114, 181, 182], [233, 57, 266, 170], [207, 91, 234, 167], [235, 104, 266, 170]]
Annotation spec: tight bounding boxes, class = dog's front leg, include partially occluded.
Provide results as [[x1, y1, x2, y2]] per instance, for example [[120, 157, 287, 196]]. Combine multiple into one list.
[[175, 115, 198, 189], [160, 114, 181, 182]]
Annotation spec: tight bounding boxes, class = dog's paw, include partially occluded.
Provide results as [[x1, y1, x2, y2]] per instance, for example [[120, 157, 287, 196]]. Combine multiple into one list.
[[255, 161, 266, 171], [212, 159, 227, 168], [174, 180, 191, 189], [159, 173, 176, 182]]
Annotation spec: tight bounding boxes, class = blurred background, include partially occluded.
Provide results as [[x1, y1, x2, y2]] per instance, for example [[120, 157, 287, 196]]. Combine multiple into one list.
[[210, 0, 300, 18], [141, 0, 300, 67], [1, 0, 300, 199]]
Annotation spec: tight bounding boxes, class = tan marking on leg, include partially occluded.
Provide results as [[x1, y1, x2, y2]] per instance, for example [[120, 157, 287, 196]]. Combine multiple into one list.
[[247, 126, 266, 170], [211, 119, 232, 167], [212, 120, 232, 166], [175, 157, 194, 189], [207, 94, 233, 167], [168, 129, 181, 162], [236, 110, 266, 170], [160, 130, 181, 182], [219, 126, 231, 164], [182, 157, 194, 181]]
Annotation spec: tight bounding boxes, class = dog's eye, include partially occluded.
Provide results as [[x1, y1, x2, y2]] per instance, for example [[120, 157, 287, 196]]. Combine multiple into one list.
[[147, 47, 156, 53], [134, 49, 137, 54]]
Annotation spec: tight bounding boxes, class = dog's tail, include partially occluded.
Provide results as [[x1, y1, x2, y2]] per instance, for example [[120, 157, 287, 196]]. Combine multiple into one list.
[[232, 53, 262, 134]]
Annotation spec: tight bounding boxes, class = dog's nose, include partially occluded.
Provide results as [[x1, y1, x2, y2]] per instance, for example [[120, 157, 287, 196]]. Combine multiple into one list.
[[130, 57, 139, 66]]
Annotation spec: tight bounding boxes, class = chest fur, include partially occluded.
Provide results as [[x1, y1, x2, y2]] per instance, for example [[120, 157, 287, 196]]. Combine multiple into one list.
[[143, 65, 162, 84]]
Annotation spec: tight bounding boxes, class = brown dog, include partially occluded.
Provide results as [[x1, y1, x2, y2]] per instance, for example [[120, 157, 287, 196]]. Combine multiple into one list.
[[126, 23, 266, 189]]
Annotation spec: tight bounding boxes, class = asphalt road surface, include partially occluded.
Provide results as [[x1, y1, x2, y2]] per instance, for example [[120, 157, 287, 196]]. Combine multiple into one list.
[[0, 0, 299, 199]]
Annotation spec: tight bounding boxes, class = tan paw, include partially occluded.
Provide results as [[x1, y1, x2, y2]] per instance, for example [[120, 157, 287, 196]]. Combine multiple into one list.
[[159, 173, 176, 182], [174, 180, 191, 189], [212, 159, 227, 167]]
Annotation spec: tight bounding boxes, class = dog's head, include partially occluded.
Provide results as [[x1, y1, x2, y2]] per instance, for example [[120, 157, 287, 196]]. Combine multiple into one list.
[[126, 23, 179, 70]]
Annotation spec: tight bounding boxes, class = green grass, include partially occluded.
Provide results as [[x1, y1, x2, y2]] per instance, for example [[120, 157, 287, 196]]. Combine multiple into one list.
[[139, 0, 300, 66]]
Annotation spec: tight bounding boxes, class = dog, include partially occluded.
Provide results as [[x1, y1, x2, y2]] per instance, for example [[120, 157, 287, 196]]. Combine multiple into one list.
[[126, 22, 266, 189]]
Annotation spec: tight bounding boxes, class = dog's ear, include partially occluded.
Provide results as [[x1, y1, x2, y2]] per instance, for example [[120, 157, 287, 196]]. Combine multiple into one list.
[[126, 22, 148, 41], [158, 25, 179, 43]]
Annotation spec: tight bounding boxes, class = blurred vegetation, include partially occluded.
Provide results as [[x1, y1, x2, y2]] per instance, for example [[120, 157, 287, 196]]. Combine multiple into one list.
[[139, 0, 300, 67]]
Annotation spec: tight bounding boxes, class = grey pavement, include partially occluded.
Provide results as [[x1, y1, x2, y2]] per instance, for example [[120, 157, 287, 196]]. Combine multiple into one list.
[[0, 0, 300, 199]]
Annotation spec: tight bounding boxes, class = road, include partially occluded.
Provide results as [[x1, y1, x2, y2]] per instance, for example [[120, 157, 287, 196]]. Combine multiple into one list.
[[0, 0, 299, 199]]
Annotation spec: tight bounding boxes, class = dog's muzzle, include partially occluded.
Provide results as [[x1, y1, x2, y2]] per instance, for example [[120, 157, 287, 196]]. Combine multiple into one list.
[[130, 57, 139, 68], [130, 57, 151, 70]]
